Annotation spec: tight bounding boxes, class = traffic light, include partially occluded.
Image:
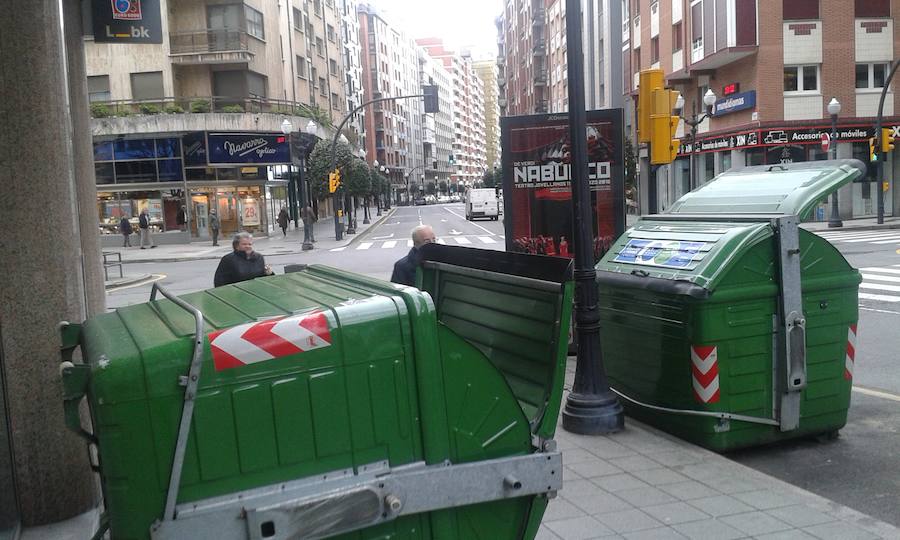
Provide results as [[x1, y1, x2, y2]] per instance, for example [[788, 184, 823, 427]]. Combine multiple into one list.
[[881, 127, 895, 154], [328, 169, 341, 193], [638, 69, 664, 144], [649, 88, 681, 165], [423, 85, 439, 113], [869, 137, 879, 161]]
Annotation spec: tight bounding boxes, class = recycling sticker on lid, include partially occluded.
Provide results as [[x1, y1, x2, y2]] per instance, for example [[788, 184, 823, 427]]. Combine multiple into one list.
[[613, 239, 710, 269]]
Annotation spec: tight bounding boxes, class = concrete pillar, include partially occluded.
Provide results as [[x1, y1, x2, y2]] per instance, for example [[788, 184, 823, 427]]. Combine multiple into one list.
[[731, 149, 745, 170], [836, 142, 854, 218], [0, 0, 97, 525], [63, 0, 106, 316]]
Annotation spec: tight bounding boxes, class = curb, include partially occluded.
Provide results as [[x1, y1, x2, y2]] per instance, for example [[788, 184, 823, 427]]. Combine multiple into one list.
[[104, 273, 153, 290], [804, 223, 900, 234], [344, 207, 397, 247]]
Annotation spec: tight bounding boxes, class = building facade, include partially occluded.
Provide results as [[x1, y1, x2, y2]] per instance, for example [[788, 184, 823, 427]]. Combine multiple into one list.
[[340, 0, 366, 147], [496, 0, 550, 116], [625, 0, 900, 219], [83, 0, 353, 244], [473, 59, 502, 170], [419, 50, 456, 191]]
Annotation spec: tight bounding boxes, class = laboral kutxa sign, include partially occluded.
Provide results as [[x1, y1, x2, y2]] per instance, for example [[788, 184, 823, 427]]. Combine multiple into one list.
[[206, 133, 291, 165], [92, 0, 162, 43]]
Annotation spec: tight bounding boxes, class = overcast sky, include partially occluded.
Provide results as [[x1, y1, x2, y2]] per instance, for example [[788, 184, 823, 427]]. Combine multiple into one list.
[[368, 0, 503, 59]]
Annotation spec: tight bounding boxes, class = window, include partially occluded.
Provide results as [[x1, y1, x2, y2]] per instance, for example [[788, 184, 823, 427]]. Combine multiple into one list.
[[319, 77, 327, 96], [855, 0, 889, 17], [245, 6, 264, 40], [331, 92, 340, 109], [650, 37, 659, 64], [784, 65, 819, 92], [783, 0, 818, 20], [316, 37, 324, 56], [633, 47, 641, 72], [247, 72, 267, 98], [87, 75, 111, 102], [856, 63, 888, 89], [130, 71, 164, 100], [327, 24, 336, 42], [292, 7, 303, 31], [672, 22, 683, 51], [329, 59, 338, 75], [297, 56, 308, 78], [313, 0, 322, 16]]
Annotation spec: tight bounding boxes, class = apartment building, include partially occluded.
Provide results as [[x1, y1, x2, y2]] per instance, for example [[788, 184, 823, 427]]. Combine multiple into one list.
[[496, 0, 550, 115], [626, 0, 900, 219], [473, 59, 502, 170], [420, 50, 456, 191], [340, 0, 366, 146], [83, 0, 353, 244], [419, 39, 488, 187]]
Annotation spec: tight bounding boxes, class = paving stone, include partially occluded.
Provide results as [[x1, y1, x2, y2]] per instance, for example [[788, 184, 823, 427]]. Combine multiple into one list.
[[641, 502, 710, 525], [608, 455, 664, 473], [535, 524, 563, 540], [564, 448, 608, 464], [802, 520, 881, 540], [582, 438, 638, 459], [698, 475, 769, 495], [685, 494, 755, 517], [631, 468, 691, 486], [570, 489, 635, 515], [753, 531, 819, 540], [545, 515, 614, 540], [670, 518, 746, 540], [594, 508, 663, 534], [657, 480, 717, 501], [732, 489, 805, 510], [545, 498, 587, 521], [718, 510, 792, 536], [563, 478, 607, 498], [565, 466, 585, 480], [568, 459, 623, 479], [647, 450, 704, 468], [672, 463, 734, 483], [591, 473, 651, 493], [623, 527, 690, 540], [616, 486, 679, 507], [765, 504, 838, 528]]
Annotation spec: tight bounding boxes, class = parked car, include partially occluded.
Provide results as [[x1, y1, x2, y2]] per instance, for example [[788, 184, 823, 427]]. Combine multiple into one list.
[[414, 197, 427, 206]]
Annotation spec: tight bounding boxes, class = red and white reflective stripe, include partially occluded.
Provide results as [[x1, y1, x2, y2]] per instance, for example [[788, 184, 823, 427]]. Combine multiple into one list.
[[845, 324, 857, 381], [208, 311, 331, 371], [691, 345, 720, 404]]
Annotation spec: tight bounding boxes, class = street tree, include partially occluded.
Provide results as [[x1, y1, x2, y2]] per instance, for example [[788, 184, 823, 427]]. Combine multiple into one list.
[[307, 139, 354, 201], [425, 182, 436, 196], [438, 180, 448, 195]]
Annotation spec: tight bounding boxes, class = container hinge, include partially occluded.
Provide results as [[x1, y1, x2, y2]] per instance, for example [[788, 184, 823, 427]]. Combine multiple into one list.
[[610, 387, 780, 427], [60, 361, 96, 444], [773, 216, 807, 432]]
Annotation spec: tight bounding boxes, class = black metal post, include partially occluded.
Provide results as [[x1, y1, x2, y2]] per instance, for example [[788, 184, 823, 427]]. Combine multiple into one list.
[[875, 60, 900, 225], [561, 0, 624, 435], [299, 156, 313, 250], [828, 112, 843, 228]]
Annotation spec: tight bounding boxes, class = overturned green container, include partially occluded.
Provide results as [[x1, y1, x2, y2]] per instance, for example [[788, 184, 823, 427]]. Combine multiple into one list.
[[60, 246, 573, 540], [595, 160, 865, 452]]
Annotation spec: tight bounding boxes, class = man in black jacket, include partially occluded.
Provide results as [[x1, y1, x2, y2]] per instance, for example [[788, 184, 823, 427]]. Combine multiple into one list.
[[214, 232, 274, 287], [391, 225, 436, 286]]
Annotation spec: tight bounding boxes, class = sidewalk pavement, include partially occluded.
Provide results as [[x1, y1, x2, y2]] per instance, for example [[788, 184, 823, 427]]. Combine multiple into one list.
[[104, 205, 395, 264], [802, 215, 900, 233], [537, 360, 900, 540]]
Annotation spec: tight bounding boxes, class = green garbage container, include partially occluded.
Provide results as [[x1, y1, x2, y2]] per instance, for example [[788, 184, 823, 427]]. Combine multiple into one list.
[[60, 246, 573, 540], [595, 160, 865, 452]]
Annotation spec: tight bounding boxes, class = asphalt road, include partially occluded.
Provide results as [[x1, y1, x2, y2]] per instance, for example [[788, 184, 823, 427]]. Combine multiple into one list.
[[106, 210, 900, 526]]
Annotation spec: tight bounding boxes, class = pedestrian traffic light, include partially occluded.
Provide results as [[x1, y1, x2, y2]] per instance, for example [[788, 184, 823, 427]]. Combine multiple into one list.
[[868, 137, 879, 161], [423, 85, 439, 113], [649, 88, 681, 165], [329, 169, 341, 193], [638, 69, 664, 144], [881, 127, 895, 153]]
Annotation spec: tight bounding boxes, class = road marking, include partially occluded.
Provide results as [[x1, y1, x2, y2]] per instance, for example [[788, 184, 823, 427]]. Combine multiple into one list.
[[358, 242, 374, 250], [846, 234, 900, 243], [437, 238, 446, 244], [860, 282, 900, 292], [444, 206, 496, 235], [372, 234, 394, 240], [449, 229, 462, 235], [860, 306, 900, 315], [859, 292, 900, 302], [478, 236, 497, 244], [861, 267, 900, 275], [853, 386, 900, 403], [407, 239, 414, 247], [106, 273, 166, 292], [455, 237, 472, 245], [382, 240, 397, 249], [329, 247, 347, 252], [861, 273, 900, 283]]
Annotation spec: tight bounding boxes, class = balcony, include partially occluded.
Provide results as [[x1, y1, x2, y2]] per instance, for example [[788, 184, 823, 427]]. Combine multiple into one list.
[[532, 8, 545, 26], [535, 99, 548, 113], [169, 30, 254, 65], [497, 76, 507, 87], [534, 73, 548, 86], [533, 40, 546, 56]]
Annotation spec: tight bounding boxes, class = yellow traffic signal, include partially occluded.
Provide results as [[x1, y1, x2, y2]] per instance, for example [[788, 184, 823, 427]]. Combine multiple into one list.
[[328, 169, 341, 193], [638, 69, 664, 144], [869, 137, 878, 161], [650, 88, 681, 165], [881, 127, 895, 153]]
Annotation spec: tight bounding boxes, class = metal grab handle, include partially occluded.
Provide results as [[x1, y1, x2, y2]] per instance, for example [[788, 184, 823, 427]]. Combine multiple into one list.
[[149, 284, 206, 524]]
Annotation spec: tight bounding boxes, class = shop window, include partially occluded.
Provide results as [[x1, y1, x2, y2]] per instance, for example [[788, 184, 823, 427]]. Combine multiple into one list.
[[245, 6, 265, 40], [856, 63, 888, 90], [130, 71, 164, 101], [94, 141, 114, 161], [95, 163, 115, 184], [157, 159, 184, 181], [784, 65, 819, 93], [88, 75, 111, 102], [155, 138, 181, 158], [115, 160, 158, 183], [783, 0, 818, 20], [855, 0, 889, 17], [186, 167, 216, 181], [114, 139, 155, 160]]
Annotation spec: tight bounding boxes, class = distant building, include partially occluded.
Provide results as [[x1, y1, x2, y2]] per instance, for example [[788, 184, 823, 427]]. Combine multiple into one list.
[[473, 59, 502, 170]]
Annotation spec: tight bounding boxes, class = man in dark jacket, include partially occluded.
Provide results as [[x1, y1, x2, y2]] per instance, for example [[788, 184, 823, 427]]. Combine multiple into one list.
[[214, 232, 274, 287], [391, 225, 436, 286]]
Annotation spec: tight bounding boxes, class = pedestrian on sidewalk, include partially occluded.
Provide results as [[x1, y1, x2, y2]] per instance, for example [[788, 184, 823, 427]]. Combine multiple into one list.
[[301, 204, 317, 243], [391, 225, 436, 287], [277, 207, 290, 237], [119, 216, 133, 247], [209, 209, 220, 246], [176, 205, 187, 231], [138, 207, 156, 249], [214, 232, 274, 287]]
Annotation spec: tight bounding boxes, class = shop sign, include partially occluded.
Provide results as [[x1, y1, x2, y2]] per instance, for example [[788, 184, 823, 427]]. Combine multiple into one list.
[[207, 133, 290, 165], [679, 130, 760, 155], [92, 0, 163, 43], [241, 199, 260, 226], [183, 132, 208, 166], [762, 126, 874, 146], [712, 91, 756, 116]]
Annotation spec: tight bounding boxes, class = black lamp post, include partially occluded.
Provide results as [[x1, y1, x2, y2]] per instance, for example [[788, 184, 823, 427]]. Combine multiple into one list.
[[675, 89, 717, 191], [827, 97, 843, 228], [281, 118, 317, 251]]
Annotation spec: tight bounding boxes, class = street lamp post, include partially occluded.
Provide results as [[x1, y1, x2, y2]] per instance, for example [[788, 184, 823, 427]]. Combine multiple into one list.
[[281, 118, 317, 251], [405, 164, 427, 204], [675, 89, 718, 192], [373, 159, 382, 217], [827, 97, 843, 228]]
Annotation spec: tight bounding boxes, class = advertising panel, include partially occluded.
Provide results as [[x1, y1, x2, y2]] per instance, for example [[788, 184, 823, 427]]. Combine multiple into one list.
[[501, 110, 626, 263], [92, 0, 163, 43]]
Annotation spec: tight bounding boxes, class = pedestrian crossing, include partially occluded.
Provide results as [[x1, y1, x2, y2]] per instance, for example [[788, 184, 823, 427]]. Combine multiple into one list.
[[814, 229, 900, 246], [330, 235, 504, 252], [859, 265, 900, 303]]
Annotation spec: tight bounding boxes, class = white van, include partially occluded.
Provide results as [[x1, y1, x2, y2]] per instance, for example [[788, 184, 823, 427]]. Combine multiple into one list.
[[465, 188, 499, 221]]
